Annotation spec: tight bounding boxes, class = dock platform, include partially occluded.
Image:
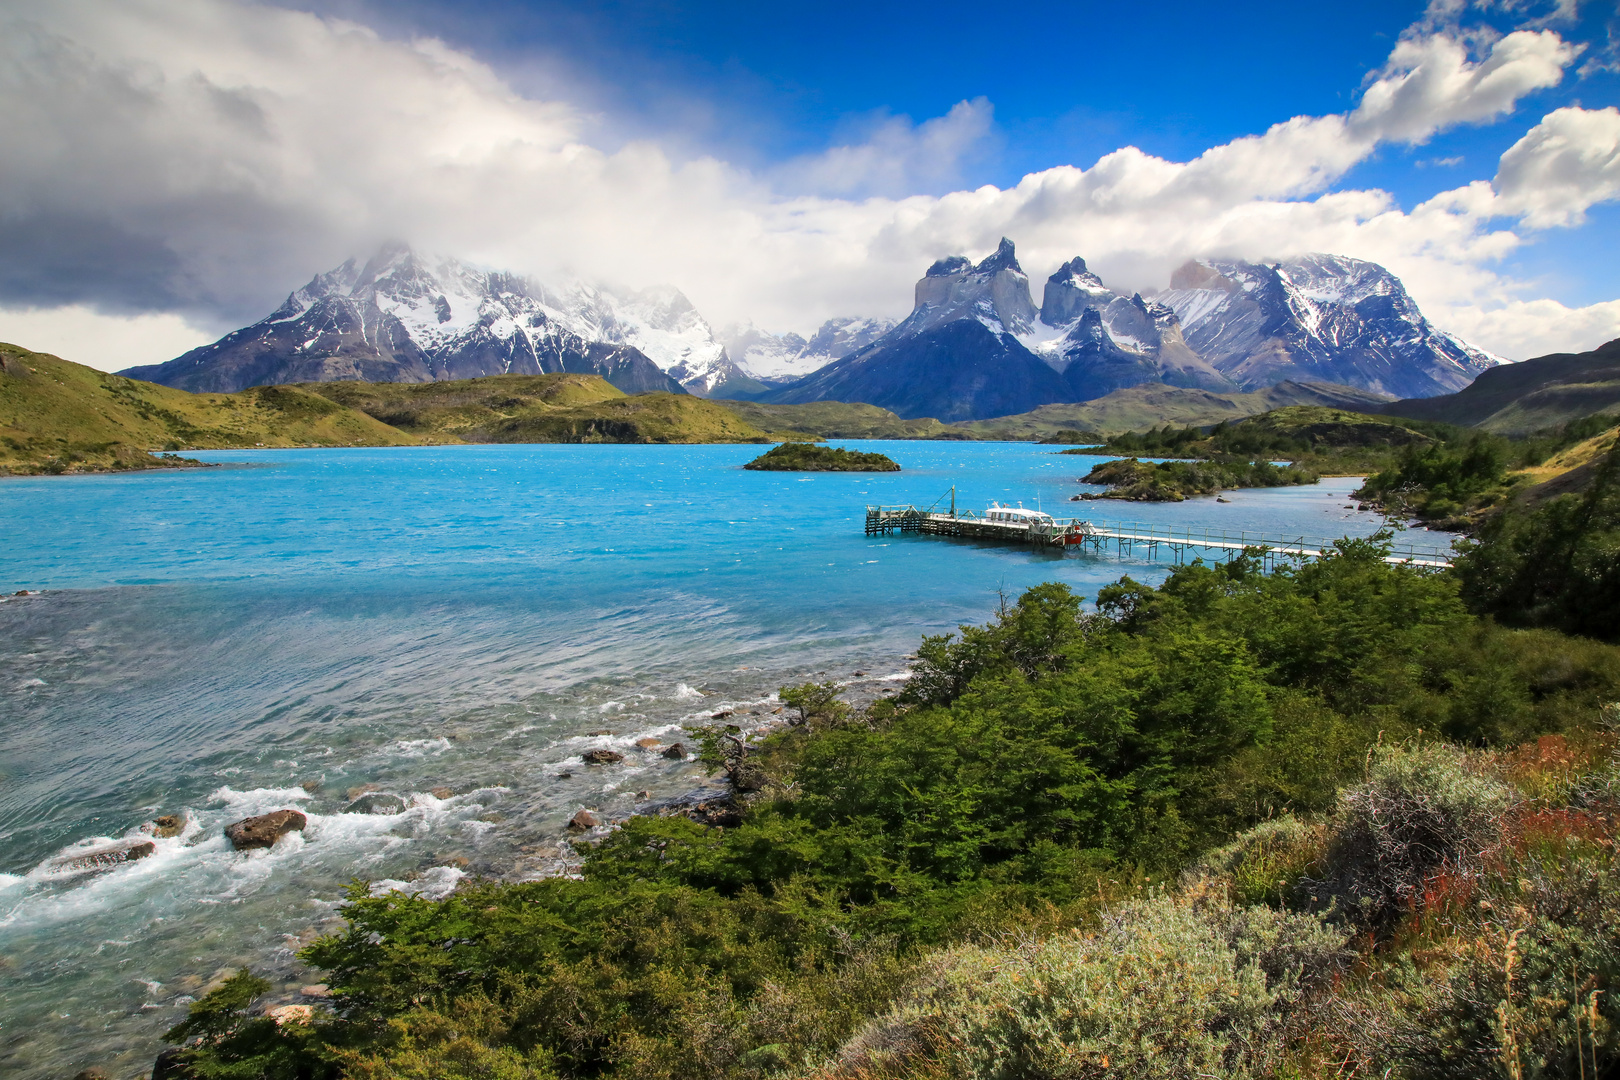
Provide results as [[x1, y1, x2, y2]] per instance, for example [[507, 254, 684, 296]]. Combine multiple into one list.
[[864, 503, 1455, 568]]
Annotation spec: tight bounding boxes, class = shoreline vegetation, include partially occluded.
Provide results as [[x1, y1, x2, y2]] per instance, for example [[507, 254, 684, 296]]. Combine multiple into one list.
[[742, 443, 901, 471], [152, 495, 1620, 1079]]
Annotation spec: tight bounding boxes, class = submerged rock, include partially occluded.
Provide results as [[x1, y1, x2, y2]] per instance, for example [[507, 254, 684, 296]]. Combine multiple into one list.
[[46, 840, 156, 875], [149, 814, 184, 838], [345, 792, 405, 815], [429, 786, 454, 799], [266, 1003, 314, 1026], [582, 749, 624, 765], [224, 810, 307, 851]]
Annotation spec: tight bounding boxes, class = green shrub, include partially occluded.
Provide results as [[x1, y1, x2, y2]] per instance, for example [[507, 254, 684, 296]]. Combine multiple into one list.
[[826, 895, 1346, 1080]]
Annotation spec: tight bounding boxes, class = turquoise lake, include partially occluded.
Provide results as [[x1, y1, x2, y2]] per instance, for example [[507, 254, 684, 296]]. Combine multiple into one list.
[[0, 442, 1456, 1077]]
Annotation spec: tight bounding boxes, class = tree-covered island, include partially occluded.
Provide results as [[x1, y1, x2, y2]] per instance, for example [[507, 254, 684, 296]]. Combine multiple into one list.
[[742, 443, 901, 471]]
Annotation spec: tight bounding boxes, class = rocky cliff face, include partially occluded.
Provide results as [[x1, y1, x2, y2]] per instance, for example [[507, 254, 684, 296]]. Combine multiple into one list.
[[121, 246, 687, 396], [910, 238, 1039, 337], [1154, 254, 1498, 398]]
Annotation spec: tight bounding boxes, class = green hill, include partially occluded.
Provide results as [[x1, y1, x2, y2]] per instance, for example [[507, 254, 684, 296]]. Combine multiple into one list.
[[0, 343, 422, 475], [307, 374, 780, 444], [1383, 336, 1620, 434], [952, 380, 1393, 439], [713, 399, 956, 439]]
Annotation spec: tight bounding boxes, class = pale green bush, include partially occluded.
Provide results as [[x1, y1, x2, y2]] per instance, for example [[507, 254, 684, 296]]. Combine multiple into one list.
[[826, 895, 1346, 1080], [1187, 814, 1322, 908]]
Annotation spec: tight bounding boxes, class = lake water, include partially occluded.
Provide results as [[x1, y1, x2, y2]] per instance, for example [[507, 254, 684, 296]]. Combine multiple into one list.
[[0, 442, 1456, 1078]]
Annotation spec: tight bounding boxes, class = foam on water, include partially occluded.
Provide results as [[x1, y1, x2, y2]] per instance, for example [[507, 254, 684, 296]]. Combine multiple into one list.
[[0, 443, 1454, 1078]]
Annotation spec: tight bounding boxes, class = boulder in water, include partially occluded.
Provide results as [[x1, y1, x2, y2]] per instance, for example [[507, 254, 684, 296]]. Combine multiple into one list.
[[581, 749, 624, 765], [661, 743, 688, 759], [224, 810, 307, 851], [568, 809, 600, 831]]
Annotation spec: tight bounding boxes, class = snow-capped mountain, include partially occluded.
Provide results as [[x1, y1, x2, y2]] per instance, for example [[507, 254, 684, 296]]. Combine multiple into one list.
[[121, 245, 686, 395], [722, 316, 896, 385], [550, 281, 754, 396], [1029, 256, 1234, 392], [1154, 255, 1499, 397], [764, 240, 1238, 421], [764, 241, 1497, 421], [763, 240, 1078, 421]]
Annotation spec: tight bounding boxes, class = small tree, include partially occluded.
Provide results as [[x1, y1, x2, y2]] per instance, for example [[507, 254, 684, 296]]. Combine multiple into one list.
[[779, 681, 849, 727]]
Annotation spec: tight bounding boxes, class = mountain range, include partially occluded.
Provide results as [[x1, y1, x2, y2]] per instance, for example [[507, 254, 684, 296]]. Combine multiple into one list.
[[758, 241, 1498, 421], [122, 241, 1499, 422]]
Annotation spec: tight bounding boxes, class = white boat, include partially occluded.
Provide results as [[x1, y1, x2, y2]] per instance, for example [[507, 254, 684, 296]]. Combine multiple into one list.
[[984, 501, 1055, 526]]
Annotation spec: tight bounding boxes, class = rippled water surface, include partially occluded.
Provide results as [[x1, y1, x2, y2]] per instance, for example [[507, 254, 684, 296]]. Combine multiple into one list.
[[0, 442, 1455, 1077]]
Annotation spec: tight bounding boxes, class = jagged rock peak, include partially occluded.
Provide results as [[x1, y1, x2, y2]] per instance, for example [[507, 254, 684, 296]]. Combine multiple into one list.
[[926, 255, 973, 277], [974, 237, 1022, 275], [911, 237, 1037, 337], [1047, 256, 1107, 291]]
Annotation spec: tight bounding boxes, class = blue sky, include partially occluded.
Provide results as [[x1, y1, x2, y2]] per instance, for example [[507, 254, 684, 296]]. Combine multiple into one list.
[[1, 0, 1618, 365]]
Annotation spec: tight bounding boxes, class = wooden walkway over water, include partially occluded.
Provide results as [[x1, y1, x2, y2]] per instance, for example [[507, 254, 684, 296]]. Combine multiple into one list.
[[864, 504, 1455, 568]]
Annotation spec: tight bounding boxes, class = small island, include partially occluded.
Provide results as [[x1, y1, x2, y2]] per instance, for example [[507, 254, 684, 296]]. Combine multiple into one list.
[[742, 443, 901, 471], [1074, 457, 1317, 501]]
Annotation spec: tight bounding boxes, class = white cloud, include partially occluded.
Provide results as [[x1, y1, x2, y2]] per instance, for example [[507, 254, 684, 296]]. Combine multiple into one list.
[[0, 0, 1614, 369], [1494, 105, 1620, 226], [1436, 296, 1620, 357], [0, 306, 216, 371], [774, 98, 997, 198], [1349, 30, 1576, 144]]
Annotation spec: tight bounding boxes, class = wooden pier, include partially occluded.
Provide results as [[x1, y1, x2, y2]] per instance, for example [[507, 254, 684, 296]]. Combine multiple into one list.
[[864, 499, 1454, 568]]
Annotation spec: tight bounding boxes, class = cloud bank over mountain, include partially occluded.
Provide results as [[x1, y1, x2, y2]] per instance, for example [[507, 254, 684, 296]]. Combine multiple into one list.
[[1, 0, 1618, 368]]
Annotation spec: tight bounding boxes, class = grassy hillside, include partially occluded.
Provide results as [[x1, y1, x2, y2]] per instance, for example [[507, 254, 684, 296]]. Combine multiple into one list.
[[953, 380, 1392, 438], [1383, 336, 1620, 434], [714, 399, 956, 439], [0, 343, 422, 475], [307, 374, 781, 444]]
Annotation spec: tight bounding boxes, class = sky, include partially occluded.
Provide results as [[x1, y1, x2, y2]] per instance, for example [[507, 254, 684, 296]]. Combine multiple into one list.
[[0, 0, 1618, 370]]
